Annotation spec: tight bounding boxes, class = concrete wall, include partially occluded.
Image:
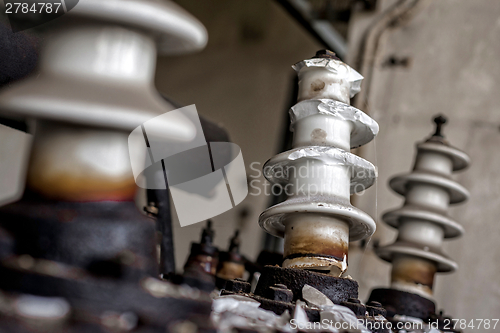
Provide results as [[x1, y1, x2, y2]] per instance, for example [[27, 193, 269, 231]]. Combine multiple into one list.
[[347, 0, 500, 322]]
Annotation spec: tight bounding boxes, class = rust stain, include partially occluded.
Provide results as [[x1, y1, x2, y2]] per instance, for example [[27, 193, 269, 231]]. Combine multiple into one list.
[[298, 77, 350, 102], [311, 79, 325, 92], [391, 258, 436, 291], [284, 236, 347, 260], [311, 128, 328, 145], [186, 254, 218, 275], [216, 262, 245, 281], [27, 170, 137, 202]]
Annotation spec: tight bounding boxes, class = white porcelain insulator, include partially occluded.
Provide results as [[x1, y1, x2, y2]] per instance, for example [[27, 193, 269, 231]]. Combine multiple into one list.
[[377, 123, 470, 297], [259, 54, 378, 276], [0, 0, 208, 201]]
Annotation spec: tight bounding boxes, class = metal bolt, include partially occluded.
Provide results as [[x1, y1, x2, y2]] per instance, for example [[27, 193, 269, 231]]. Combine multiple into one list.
[[433, 115, 447, 138], [267, 285, 293, 303], [341, 299, 366, 316], [367, 301, 382, 308], [313, 49, 340, 60], [366, 301, 386, 317], [226, 279, 251, 293], [143, 203, 159, 216]]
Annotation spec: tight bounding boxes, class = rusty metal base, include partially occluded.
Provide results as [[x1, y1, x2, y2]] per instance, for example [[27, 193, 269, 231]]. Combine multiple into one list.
[[0, 198, 214, 332], [221, 289, 321, 322], [254, 265, 358, 304], [0, 264, 214, 330], [0, 197, 159, 278], [368, 288, 435, 320], [221, 276, 390, 333], [369, 288, 462, 332]]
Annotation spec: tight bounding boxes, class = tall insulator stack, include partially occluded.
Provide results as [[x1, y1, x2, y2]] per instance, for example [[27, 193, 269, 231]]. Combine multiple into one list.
[[0, 1, 215, 331], [258, 50, 379, 276], [0, 0, 207, 201], [369, 116, 470, 320]]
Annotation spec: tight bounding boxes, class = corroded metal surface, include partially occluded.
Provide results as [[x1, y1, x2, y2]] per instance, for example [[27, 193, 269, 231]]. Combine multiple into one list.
[[180, 221, 218, 292], [0, 200, 214, 332], [0, 198, 158, 278], [254, 265, 358, 305], [216, 230, 245, 281], [368, 288, 435, 320], [282, 215, 348, 275], [391, 256, 437, 296]]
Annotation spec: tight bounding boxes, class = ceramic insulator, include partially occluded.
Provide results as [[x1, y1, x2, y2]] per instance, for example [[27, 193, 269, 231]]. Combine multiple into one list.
[[259, 54, 379, 276], [377, 119, 470, 298], [0, 0, 207, 201]]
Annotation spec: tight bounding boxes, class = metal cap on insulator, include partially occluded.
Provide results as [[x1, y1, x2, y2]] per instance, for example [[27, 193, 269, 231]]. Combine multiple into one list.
[[312, 49, 341, 60], [292, 51, 364, 104]]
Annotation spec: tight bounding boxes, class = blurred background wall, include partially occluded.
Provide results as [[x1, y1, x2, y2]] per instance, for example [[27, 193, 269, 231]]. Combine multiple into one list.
[[1, 0, 499, 324], [346, 0, 500, 322]]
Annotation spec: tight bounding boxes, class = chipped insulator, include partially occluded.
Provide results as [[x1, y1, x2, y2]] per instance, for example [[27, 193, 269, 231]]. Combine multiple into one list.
[[258, 50, 379, 276], [0, 0, 207, 201], [377, 115, 470, 298]]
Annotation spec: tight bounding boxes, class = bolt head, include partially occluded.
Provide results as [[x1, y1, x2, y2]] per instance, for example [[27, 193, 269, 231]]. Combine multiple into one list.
[[313, 49, 340, 60], [266, 285, 293, 303], [432, 114, 448, 138], [368, 301, 382, 308], [226, 279, 251, 293], [143, 204, 159, 216], [434, 115, 447, 126]]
